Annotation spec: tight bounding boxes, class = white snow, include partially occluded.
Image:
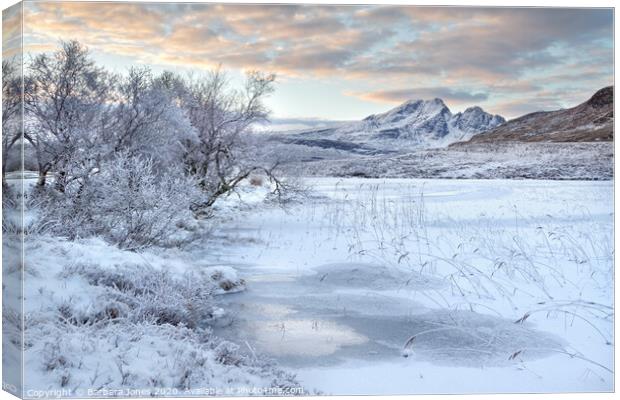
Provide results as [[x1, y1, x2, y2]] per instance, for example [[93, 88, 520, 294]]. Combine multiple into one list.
[[284, 142, 613, 180]]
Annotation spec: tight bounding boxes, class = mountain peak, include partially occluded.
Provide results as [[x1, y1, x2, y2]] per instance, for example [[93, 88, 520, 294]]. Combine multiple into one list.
[[398, 97, 445, 106], [390, 98, 448, 115], [352, 97, 504, 144], [463, 106, 483, 114], [587, 86, 613, 109]]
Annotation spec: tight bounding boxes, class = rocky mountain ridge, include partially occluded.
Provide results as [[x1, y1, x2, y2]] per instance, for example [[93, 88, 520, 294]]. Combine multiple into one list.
[[456, 86, 613, 145]]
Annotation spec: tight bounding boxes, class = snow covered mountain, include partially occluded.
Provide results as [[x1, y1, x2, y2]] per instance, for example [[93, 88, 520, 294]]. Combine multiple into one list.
[[279, 98, 505, 152], [352, 99, 504, 144]]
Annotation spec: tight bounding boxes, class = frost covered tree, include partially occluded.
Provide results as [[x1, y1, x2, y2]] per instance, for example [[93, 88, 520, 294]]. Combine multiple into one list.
[[2, 59, 22, 188], [24, 40, 288, 248], [24, 40, 113, 190], [181, 68, 283, 209], [109, 67, 196, 169]]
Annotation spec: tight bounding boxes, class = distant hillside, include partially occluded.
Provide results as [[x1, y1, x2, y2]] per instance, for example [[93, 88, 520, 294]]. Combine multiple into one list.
[[456, 87, 613, 145]]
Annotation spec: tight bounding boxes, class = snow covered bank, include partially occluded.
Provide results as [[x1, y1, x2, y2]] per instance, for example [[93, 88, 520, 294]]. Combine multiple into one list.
[[6, 233, 301, 397]]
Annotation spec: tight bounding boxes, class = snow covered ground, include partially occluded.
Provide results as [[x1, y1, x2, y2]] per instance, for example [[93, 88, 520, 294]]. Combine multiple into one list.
[[6, 176, 614, 396], [204, 178, 614, 394], [274, 142, 613, 180]]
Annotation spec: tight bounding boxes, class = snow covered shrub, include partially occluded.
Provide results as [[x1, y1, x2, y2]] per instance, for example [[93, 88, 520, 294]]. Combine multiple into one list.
[[40, 152, 199, 249], [59, 262, 221, 328], [1, 184, 47, 237], [1, 185, 20, 234], [204, 266, 247, 294], [264, 175, 309, 206], [25, 321, 302, 394], [250, 175, 264, 186], [2, 306, 22, 348]]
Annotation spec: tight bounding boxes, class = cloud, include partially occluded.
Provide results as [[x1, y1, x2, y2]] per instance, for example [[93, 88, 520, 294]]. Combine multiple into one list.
[[22, 4, 612, 78], [31, 2, 167, 41], [255, 117, 349, 132], [346, 8, 612, 82], [350, 87, 489, 105], [2, 3, 22, 59], [18, 3, 613, 119]]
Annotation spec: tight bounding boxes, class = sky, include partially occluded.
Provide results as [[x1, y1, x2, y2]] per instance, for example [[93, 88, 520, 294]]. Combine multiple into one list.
[[2, 2, 614, 128]]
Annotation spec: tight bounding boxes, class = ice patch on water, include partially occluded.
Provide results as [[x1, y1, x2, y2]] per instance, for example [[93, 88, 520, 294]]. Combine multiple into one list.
[[304, 262, 443, 291], [239, 303, 368, 357]]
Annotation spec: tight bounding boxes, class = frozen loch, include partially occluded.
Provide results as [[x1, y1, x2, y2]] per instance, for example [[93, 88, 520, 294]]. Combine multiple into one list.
[[207, 178, 613, 394]]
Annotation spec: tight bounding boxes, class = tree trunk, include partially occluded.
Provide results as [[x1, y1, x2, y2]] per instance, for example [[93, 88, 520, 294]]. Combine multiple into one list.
[[54, 171, 67, 193], [37, 170, 47, 187], [1, 163, 7, 189]]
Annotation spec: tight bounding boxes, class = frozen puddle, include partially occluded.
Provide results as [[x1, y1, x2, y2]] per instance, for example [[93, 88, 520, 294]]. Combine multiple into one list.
[[215, 262, 563, 368], [253, 318, 367, 357], [247, 303, 368, 357]]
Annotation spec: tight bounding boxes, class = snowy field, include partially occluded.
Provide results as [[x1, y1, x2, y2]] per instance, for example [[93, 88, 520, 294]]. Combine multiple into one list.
[[207, 178, 614, 394], [271, 142, 613, 180], [5, 176, 613, 395]]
